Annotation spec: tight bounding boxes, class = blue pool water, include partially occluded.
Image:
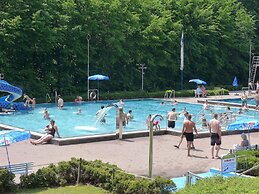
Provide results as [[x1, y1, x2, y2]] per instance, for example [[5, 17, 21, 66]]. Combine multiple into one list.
[[217, 98, 255, 105], [0, 99, 256, 138], [171, 168, 239, 191]]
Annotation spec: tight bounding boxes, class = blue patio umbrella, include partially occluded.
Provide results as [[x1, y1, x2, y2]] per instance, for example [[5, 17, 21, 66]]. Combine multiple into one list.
[[232, 76, 238, 95], [232, 76, 238, 87], [227, 119, 258, 131], [88, 74, 109, 81], [0, 130, 31, 167], [227, 119, 259, 145], [189, 79, 207, 85], [88, 74, 110, 97]]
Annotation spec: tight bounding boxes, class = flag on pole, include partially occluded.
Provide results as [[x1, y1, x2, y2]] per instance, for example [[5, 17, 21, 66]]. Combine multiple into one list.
[[180, 31, 184, 71]]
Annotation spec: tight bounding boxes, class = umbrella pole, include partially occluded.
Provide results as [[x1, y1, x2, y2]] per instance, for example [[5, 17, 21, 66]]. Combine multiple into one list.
[[4, 136, 11, 168], [98, 81, 100, 100], [248, 128, 251, 146]]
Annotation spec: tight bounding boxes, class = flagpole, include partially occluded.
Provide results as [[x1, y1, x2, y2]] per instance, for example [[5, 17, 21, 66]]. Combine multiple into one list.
[[181, 70, 183, 90], [180, 31, 184, 90], [248, 41, 252, 85]]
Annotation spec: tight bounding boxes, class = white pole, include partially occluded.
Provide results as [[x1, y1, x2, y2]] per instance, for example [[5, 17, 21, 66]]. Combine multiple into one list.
[[180, 31, 184, 90], [149, 114, 163, 178], [119, 107, 123, 140], [248, 41, 252, 85], [87, 34, 91, 100], [141, 66, 144, 91]]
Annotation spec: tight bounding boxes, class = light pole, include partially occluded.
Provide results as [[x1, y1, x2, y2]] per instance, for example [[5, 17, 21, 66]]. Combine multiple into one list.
[[137, 63, 147, 91], [149, 114, 163, 178], [248, 41, 252, 88], [87, 34, 91, 100]]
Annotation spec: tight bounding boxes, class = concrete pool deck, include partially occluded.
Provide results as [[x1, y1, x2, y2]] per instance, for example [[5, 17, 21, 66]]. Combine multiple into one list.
[[1, 92, 258, 178], [1, 132, 259, 178]]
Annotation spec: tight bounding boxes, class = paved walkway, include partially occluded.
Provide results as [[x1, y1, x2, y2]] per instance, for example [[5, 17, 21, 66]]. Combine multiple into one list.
[[1, 131, 259, 178], [0, 92, 255, 179]]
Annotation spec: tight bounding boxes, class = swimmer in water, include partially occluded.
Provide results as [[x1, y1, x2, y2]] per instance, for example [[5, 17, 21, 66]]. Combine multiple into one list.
[[76, 108, 82, 115], [201, 114, 208, 129], [203, 100, 209, 110], [127, 110, 134, 121], [43, 108, 50, 120], [146, 114, 152, 129], [153, 120, 161, 131], [96, 106, 106, 123]]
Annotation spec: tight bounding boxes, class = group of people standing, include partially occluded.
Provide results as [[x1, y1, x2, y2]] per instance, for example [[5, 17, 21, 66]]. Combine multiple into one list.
[[167, 107, 221, 158]]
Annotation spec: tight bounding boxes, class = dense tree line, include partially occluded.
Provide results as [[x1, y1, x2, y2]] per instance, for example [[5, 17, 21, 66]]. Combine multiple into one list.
[[0, 0, 256, 97]]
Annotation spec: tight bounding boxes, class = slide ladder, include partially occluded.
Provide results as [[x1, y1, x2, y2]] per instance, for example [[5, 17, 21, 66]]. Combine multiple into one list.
[[250, 55, 259, 84]]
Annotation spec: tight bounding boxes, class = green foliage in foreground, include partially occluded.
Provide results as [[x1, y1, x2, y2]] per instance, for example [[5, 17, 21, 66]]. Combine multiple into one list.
[[19, 158, 175, 194], [18, 185, 109, 194], [176, 176, 259, 194], [0, 168, 16, 193], [235, 149, 259, 176]]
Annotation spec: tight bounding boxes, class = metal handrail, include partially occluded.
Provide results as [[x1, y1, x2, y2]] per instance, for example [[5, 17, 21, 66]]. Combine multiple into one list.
[[186, 171, 203, 185], [45, 93, 51, 103], [164, 89, 175, 99], [194, 109, 204, 124]]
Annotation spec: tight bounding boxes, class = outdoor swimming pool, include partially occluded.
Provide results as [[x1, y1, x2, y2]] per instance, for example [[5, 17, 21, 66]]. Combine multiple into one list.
[[0, 99, 256, 138]]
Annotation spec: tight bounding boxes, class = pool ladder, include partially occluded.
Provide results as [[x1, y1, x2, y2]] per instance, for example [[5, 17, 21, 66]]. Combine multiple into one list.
[[46, 93, 51, 103]]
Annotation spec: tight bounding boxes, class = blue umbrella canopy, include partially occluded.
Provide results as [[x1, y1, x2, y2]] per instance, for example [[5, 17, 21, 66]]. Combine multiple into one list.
[[0, 130, 31, 167], [0, 130, 31, 146], [232, 76, 238, 87], [227, 119, 259, 131], [88, 74, 109, 81], [189, 79, 207, 85]]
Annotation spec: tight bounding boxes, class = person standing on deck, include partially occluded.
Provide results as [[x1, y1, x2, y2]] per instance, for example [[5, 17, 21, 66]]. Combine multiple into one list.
[[181, 114, 198, 157], [208, 114, 222, 159]]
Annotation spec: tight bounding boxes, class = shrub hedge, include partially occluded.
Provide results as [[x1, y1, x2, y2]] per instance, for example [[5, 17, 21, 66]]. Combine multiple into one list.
[[235, 149, 259, 176], [176, 176, 259, 194], [99, 88, 229, 100], [20, 158, 175, 194], [0, 168, 17, 193], [35, 88, 229, 103]]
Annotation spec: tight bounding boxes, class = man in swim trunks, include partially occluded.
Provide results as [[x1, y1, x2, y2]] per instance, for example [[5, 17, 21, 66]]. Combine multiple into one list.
[[181, 114, 198, 157], [254, 91, 259, 110], [208, 114, 221, 159], [167, 108, 177, 128], [241, 91, 248, 107], [57, 95, 64, 109]]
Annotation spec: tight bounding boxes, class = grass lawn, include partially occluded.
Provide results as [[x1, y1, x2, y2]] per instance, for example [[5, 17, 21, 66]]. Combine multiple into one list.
[[18, 185, 109, 194]]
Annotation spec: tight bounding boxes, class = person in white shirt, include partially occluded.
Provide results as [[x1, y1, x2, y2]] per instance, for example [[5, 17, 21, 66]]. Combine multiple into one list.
[[57, 95, 64, 110]]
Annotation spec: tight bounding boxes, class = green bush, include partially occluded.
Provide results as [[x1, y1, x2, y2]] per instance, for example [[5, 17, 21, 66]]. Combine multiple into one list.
[[176, 176, 259, 194], [34, 88, 229, 103], [99, 88, 229, 100], [0, 168, 17, 192], [20, 158, 175, 194], [20, 164, 59, 188], [235, 150, 259, 176]]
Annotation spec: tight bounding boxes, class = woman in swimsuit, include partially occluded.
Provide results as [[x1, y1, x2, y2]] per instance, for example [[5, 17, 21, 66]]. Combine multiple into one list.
[[30, 120, 61, 145]]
